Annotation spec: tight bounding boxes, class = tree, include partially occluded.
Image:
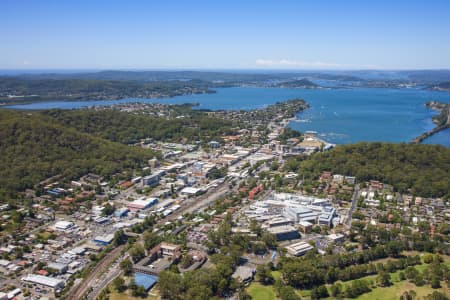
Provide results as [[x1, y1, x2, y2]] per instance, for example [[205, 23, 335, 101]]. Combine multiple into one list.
[[132, 285, 147, 298], [279, 286, 301, 300], [180, 254, 194, 269], [377, 271, 391, 287], [425, 291, 449, 300], [129, 244, 145, 263], [158, 271, 184, 300], [120, 258, 133, 276], [256, 264, 274, 285], [330, 283, 342, 297], [113, 229, 127, 246], [112, 276, 126, 292]]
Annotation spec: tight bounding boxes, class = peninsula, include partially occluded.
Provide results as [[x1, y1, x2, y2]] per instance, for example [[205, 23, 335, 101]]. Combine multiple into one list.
[[412, 100, 450, 143]]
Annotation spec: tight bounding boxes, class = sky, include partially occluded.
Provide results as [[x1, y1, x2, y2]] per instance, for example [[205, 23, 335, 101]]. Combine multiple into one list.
[[1, 0, 450, 70]]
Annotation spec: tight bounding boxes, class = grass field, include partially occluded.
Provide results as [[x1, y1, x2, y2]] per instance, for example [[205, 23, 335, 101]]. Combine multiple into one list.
[[247, 283, 276, 300], [357, 280, 450, 300], [109, 292, 160, 300]]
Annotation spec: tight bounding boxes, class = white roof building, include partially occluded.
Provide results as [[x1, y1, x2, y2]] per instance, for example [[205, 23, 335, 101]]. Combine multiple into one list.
[[285, 241, 314, 256], [54, 221, 74, 231], [22, 274, 65, 290]]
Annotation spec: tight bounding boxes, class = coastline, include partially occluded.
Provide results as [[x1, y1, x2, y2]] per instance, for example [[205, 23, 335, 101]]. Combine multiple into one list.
[[411, 101, 450, 144]]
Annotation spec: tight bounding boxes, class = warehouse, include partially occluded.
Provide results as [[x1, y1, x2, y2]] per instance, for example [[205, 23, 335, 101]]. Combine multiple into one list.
[[54, 221, 74, 231], [21, 274, 65, 290], [285, 241, 314, 256], [93, 233, 115, 245], [127, 198, 158, 211]]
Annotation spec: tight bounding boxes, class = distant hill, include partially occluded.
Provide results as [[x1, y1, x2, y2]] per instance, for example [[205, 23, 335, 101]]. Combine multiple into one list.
[[274, 78, 319, 88], [298, 142, 450, 198], [401, 70, 450, 83], [42, 109, 236, 144], [0, 77, 213, 103], [429, 81, 450, 92], [0, 110, 157, 195]]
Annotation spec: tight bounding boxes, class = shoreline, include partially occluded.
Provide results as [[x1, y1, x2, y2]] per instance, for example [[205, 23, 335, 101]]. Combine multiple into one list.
[[411, 101, 450, 144]]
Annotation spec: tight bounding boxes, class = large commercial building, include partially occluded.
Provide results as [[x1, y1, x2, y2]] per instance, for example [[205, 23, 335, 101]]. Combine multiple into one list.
[[93, 233, 115, 245], [267, 225, 300, 241], [127, 198, 158, 211], [54, 221, 74, 231], [21, 274, 65, 290]]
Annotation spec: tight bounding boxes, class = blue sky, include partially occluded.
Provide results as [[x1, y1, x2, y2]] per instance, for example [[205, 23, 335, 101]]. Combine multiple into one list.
[[1, 0, 450, 70]]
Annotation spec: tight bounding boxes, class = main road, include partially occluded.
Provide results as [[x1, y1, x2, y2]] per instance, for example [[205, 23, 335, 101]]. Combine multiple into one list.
[[345, 184, 360, 226], [67, 176, 241, 300]]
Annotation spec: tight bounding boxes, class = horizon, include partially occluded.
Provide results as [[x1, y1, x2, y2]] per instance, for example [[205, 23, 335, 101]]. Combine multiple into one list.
[[2, 0, 450, 70]]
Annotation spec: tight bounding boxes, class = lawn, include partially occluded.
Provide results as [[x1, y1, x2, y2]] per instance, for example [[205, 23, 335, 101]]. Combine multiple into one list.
[[357, 280, 449, 300], [246, 283, 276, 300], [109, 292, 160, 300]]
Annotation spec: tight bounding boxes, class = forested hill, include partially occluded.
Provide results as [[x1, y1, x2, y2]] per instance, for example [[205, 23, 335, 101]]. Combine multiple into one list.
[[42, 109, 236, 144], [0, 110, 157, 196], [297, 143, 450, 198]]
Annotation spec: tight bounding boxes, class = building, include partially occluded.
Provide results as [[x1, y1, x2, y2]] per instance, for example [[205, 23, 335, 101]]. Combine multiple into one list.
[[283, 206, 318, 223], [285, 241, 314, 256], [114, 207, 129, 218], [267, 225, 300, 241], [93, 233, 115, 245], [47, 262, 68, 274], [180, 187, 202, 196], [21, 274, 65, 290], [160, 243, 181, 257], [209, 140, 221, 148], [142, 174, 160, 187], [298, 220, 313, 233], [127, 198, 158, 211], [327, 233, 345, 243], [134, 273, 158, 291], [54, 221, 74, 231], [133, 242, 181, 275], [264, 217, 293, 228]]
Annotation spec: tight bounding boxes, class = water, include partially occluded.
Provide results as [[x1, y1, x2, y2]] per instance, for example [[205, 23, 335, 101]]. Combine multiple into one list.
[[6, 87, 450, 147]]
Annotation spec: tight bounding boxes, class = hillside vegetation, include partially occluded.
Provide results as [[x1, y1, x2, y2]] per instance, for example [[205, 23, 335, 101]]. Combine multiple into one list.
[[42, 109, 236, 144], [0, 110, 157, 196], [297, 142, 450, 198]]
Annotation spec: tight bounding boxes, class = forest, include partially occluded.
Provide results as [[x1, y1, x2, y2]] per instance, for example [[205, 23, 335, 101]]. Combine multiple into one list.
[[42, 109, 237, 144], [287, 142, 450, 198], [0, 110, 157, 197]]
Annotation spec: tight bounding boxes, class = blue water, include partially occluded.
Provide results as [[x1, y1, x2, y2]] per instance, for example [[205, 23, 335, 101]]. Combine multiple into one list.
[[6, 87, 450, 147]]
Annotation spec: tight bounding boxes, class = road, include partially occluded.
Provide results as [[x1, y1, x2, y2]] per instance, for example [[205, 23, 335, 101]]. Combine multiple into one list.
[[68, 178, 239, 300], [345, 184, 360, 226], [66, 244, 126, 300], [87, 268, 122, 300]]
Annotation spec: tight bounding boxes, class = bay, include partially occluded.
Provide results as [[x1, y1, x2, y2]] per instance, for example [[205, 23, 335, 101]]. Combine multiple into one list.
[[6, 87, 450, 147]]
